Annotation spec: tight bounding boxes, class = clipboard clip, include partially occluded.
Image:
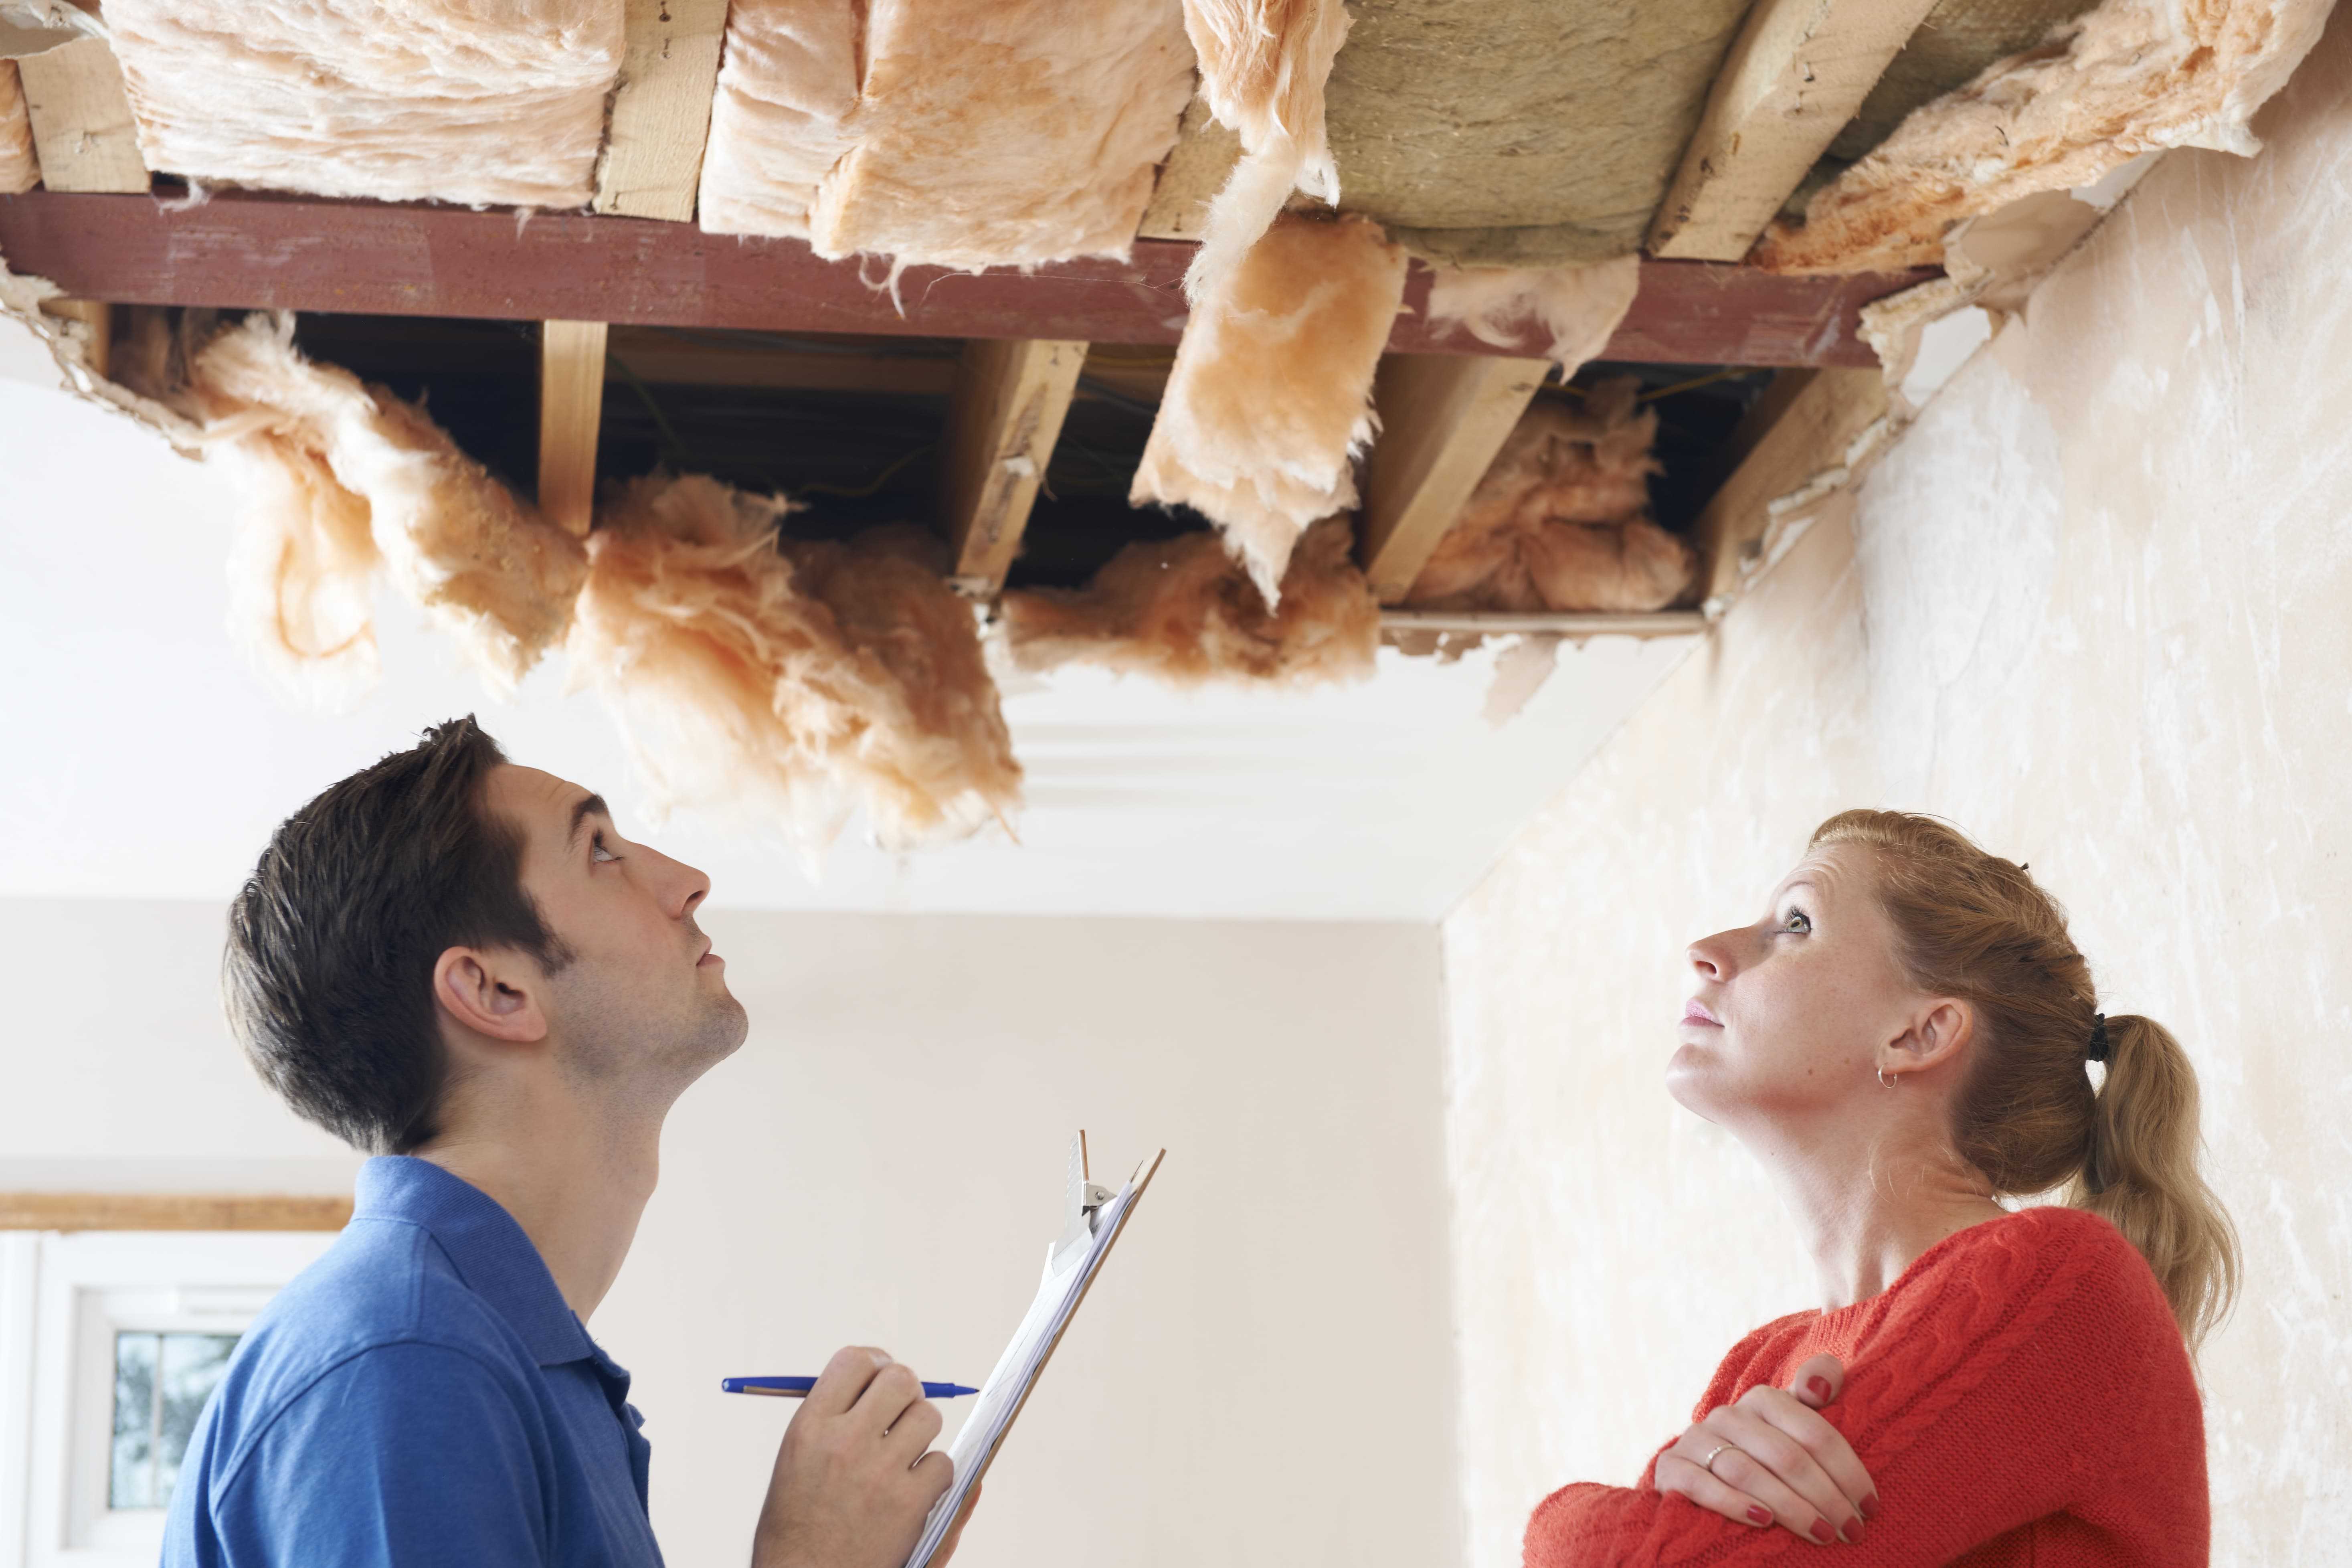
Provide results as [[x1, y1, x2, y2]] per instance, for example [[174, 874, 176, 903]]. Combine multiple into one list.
[[1052, 1131, 1118, 1270]]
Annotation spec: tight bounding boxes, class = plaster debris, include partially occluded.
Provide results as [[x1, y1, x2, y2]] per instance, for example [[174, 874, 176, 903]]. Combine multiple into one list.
[[999, 516, 1377, 688], [0, 62, 35, 193], [1132, 213, 1407, 605], [182, 314, 586, 707], [1426, 256, 1642, 373], [1405, 379, 1695, 614], [105, 0, 623, 207], [702, 0, 1192, 275], [1755, 0, 2334, 273], [568, 474, 1022, 859], [1180, 0, 1353, 301]]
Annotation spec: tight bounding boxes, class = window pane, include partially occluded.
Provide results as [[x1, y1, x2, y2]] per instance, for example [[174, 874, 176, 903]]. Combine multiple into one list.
[[156, 1333, 240, 1501], [109, 1332, 159, 1510]]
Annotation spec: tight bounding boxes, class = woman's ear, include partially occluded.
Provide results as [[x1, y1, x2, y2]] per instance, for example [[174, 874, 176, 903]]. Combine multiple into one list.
[[1897, 998, 1974, 1075], [432, 946, 551, 1047]]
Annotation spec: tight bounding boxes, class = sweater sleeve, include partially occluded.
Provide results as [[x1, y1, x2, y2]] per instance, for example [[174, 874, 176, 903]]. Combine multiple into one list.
[[1522, 1210, 2203, 1567]]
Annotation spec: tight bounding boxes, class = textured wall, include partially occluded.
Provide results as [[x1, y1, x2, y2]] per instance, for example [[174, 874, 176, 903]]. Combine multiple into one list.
[[1438, 15, 2352, 1566]]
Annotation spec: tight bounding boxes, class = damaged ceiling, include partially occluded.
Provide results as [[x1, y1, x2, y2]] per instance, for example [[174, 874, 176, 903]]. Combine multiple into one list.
[[0, 0, 2332, 893]]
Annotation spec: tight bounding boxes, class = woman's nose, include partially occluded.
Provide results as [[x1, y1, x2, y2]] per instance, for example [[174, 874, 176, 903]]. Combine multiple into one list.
[[1686, 932, 1734, 980]]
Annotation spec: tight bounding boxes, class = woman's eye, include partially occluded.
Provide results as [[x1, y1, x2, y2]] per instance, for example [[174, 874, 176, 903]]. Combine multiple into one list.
[[1783, 908, 1811, 934]]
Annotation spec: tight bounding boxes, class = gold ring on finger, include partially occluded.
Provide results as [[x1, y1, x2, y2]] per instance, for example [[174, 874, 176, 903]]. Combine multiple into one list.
[[1700, 1442, 1741, 1476]]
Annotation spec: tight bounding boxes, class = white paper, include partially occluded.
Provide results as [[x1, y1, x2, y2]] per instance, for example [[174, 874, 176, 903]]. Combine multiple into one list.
[[903, 1164, 1147, 1568]]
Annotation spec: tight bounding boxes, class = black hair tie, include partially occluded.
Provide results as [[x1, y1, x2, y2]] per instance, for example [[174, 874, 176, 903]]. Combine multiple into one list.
[[2085, 1013, 2110, 1063]]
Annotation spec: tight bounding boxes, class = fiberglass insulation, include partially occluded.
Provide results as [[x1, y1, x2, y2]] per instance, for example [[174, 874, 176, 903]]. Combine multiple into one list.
[[1132, 212, 1407, 605], [700, 0, 1193, 271], [999, 516, 1378, 688], [1405, 379, 1695, 614], [105, 0, 623, 207], [0, 62, 35, 193], [184, 314, 587, 707], [1754, 0, 2336, 273], [568, 474, 1022, 856]]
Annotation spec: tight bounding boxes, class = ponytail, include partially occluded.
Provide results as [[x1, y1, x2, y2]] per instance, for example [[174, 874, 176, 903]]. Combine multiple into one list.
[[2067, 1014, 2241, 1347], [1809, 811, 2242, 1350]]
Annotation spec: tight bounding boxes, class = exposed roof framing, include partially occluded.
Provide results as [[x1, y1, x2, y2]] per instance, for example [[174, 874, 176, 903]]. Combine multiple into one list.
[[938, 338, 1087, 595], [0, 190, 1934, 367], [1359, 353, 1552, 604], [538, 319, 609, 537], [592, 0, 726, 222], [1648, 0, 1943, 261], [1691, 365, 1889, 607]]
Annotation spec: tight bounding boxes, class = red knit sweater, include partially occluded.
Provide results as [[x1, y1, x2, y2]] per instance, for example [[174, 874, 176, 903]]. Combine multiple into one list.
[[1523, 1206, 2207, 1566]]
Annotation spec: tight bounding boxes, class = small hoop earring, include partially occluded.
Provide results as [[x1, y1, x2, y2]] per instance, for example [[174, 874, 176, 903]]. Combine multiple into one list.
[[1877, 1064, 1899, 1088]]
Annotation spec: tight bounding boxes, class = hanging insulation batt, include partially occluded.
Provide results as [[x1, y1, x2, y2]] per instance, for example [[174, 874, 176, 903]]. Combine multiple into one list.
[[568, 475, 1021, 857], [1131, 213, 1407, 605], [700, 0, 1193, 271], [695, 0, 860, 239], [1425, 256, 1642, 374], [105, 0, 623, 207], [1180, 0, 1353, 298], [184, 314, 587, 707], [999, 516, 1378, 688], [1753, 0, 2336, 273], [1405, 380, 1695, 614], [0, 62, 36, 193]]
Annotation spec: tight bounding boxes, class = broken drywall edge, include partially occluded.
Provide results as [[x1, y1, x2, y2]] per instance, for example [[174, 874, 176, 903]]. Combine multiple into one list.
[[0, 252, 200, 444]]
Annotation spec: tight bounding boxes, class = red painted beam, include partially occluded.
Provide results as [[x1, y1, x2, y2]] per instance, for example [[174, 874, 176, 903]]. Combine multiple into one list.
[[0, 189, 1929, 366]]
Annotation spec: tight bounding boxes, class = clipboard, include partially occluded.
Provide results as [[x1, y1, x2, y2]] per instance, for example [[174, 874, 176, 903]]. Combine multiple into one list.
[[903, 1132, 1165, 1568]]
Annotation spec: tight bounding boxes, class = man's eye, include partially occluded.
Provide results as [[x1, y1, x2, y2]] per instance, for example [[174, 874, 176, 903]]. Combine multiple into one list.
[[591, 833, 621, 864]]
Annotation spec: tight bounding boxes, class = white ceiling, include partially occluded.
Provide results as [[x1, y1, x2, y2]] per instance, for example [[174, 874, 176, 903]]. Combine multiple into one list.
[[0, 348, 1700, 922]]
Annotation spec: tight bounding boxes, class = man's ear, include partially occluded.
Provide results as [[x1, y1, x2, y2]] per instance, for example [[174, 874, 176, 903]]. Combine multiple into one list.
[[432, 946, 551, 1046], [1895, 998, 1974, 1075]]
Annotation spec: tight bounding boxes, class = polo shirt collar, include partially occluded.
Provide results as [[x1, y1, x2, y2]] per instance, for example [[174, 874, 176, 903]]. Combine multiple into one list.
[[352, 1155, 595, 1369]]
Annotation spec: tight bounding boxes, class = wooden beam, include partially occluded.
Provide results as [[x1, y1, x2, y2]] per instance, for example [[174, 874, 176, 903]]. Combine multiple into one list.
[[605, 328, 958, 395], [538, 320, 609, 536], [1691, 365, 1888, 605], [593, 0, 726, 222], [0, 1192, 352, 1232], [1649, 0, 1940, 261], [0, 190, 1937, 368], [938, 338, 1087, 593], [1359, 354, 1551, 604], [14, 37, 148, 194], [37, 295, 107, 377]]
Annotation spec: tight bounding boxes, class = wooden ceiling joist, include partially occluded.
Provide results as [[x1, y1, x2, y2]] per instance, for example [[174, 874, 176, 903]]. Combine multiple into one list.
[[0, 190, 1935, 368], [1648, 0, 1942, 261], [938, 338, 1087, 595], [1692, 365, 1889, 607], [593, 0, 726, 222], [538, 319, 609, 536], [14, 38, 148, 194], [1359, 353, 1553, 605]]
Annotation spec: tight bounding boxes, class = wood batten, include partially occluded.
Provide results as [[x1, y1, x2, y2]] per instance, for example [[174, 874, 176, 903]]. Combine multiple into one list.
[[1691, 365, 1888, 607], [539, 319, 611, 536], [938, 338, 1086, 595], [38, 296, 109, 377], [592, 0, 726, 221], [1381, 610, 1710, 638], [1647, 0, 1939, 261], [14, 37, 148, 193], [1358, 353, 1551, 605], [0, 1192, 353, 1232]]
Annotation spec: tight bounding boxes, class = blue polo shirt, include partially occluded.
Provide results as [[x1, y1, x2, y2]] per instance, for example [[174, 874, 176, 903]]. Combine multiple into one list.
[[162, 1156, 665, 1567]]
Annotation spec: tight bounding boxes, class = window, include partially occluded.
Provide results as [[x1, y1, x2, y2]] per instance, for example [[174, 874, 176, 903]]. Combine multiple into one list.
[[0, 1229, 333, 1568]]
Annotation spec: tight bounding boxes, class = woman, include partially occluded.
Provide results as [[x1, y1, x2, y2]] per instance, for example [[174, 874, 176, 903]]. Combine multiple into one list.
[[1525, 811, 2239, 1565]]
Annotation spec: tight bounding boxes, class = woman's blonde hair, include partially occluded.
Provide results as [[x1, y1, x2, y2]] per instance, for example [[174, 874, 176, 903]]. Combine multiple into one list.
[[1810, 809, 2241, 1349]]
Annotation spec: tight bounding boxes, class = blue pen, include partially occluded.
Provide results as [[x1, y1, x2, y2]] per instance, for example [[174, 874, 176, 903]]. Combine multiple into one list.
[[721, 1376, 980, 1399]]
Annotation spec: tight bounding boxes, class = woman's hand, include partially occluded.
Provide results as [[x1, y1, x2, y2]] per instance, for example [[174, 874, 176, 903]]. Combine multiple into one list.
[[1656, 1354, 1878, 1547]]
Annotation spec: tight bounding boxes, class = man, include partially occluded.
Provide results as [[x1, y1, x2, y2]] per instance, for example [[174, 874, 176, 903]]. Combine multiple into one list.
[[164, 717, 978, 1567]]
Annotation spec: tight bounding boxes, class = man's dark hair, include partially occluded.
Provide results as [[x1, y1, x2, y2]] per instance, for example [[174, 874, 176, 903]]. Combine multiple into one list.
[[224, 717, 573, 1154]]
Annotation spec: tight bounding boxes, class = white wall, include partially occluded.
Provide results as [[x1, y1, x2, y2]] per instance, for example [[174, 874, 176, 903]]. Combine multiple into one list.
[[1437, 17, 2352, 1568], [0, 899, 1462, 1568]]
